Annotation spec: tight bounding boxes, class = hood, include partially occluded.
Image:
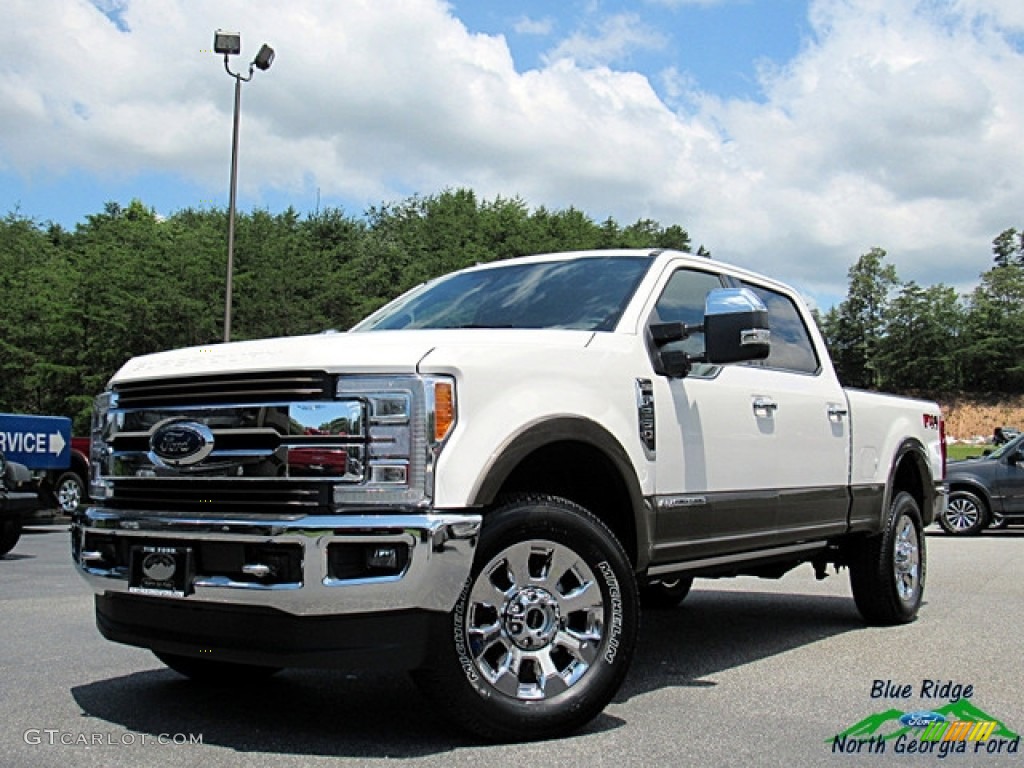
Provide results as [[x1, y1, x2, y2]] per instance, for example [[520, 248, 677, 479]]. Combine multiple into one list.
[[111, 329, 595, 384]]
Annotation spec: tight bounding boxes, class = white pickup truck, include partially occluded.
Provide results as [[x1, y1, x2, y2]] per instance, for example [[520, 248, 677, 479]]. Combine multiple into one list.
[[73, 249, 945, 741]]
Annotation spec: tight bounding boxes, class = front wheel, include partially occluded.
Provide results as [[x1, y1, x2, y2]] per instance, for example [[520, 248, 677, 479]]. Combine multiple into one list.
[[413, 494, 639, 742], [939, 490, 987, 536], [849, 491, 925, 625], [52, 471, 85, 515]]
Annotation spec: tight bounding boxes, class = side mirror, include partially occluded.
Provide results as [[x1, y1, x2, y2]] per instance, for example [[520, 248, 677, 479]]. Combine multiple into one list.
[[704, 288, 771, 364]]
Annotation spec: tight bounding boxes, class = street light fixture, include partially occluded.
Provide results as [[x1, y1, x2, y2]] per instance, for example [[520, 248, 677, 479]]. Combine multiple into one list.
[[215, 29, 275, 342]]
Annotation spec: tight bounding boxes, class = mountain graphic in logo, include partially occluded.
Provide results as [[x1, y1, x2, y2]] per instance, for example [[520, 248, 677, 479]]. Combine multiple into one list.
[[831, 699, 1020, 742]]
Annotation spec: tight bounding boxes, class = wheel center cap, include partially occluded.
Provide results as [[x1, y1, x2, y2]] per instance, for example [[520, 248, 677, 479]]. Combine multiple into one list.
[[503, 587, 561, 650]]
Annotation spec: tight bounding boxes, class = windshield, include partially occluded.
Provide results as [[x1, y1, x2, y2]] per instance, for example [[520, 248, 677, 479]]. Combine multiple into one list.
[[988, 433, 1024, 460], [353, 255, 654, 332]]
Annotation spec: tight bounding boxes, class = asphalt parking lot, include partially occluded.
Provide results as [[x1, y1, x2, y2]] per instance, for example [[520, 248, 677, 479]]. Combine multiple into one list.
[[2, 523, 1021, 768]]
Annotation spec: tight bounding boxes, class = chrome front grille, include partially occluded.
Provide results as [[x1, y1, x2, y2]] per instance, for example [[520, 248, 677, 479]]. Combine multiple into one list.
[[93, 372, 445, 514], [103, 400, 365, 484], [113, 371, 332, 408]]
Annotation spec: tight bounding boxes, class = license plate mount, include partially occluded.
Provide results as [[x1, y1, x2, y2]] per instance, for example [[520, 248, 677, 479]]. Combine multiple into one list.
[[128, 545, 194, 597]]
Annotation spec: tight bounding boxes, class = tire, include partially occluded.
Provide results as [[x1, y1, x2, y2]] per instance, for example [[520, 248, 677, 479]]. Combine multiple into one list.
[[849, 491, 926, 626], [52, 471, 85, 515], [640, 576, 694, 609], [939, 490, 987, 536], [153, 651, 281, 684], [413, 494, 639, 742], [0, 517, 23, 556]]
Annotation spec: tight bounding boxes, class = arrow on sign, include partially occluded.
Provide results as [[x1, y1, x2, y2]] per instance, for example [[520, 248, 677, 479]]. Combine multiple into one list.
[[50, 431, 66, 456]]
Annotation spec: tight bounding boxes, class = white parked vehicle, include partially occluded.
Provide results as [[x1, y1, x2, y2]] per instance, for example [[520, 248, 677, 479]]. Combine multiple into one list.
[[73, 249, 946, 741]]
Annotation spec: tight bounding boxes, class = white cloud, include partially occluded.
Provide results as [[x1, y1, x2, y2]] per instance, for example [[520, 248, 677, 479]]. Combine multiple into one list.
[[513, 16, 554, 36], [543, 13, 667, 67], [694, 0, 1024, 295], [1, 0, 1023, 304]]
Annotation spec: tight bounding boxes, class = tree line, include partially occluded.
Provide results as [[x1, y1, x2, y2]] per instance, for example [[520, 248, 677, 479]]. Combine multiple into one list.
[[1, 188, 1019, 433], [821, 233, 1024, 395]]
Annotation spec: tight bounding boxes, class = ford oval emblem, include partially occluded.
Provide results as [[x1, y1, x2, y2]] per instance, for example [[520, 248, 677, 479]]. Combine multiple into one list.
[[150, 420, 215, 467], [899, 711, 946, 728]]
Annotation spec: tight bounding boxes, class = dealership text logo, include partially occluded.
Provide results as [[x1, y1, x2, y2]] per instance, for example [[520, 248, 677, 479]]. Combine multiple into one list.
[[830, 680, 1020, 758]]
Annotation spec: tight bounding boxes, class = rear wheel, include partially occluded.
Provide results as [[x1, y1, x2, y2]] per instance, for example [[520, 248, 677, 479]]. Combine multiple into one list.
[[850, 491, 925, 625], [153, 652, 281, 684], [413, 494, 639, 742], [939, 490, 987, 536]]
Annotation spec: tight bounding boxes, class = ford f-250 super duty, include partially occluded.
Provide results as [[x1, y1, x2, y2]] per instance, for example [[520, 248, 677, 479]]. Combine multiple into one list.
[[72, 249, 945, 741]]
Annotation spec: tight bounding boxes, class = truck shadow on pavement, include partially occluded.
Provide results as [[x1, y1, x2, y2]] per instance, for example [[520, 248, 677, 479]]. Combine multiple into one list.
[[70, 586, 867, 757]]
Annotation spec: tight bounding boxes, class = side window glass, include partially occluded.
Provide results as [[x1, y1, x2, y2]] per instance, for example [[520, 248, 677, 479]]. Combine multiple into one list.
[[651, 269, 725, 377], [741, 283, 819, 374]]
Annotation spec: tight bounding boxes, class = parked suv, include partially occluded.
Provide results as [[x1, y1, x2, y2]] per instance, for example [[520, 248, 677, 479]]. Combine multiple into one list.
[[940, 433, 1024, 535], [1, 451, 43, 556]]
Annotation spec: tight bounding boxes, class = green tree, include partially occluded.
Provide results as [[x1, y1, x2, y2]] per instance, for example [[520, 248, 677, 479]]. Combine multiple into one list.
[[959, 262, 1024, 392], [822, 247, 898, 389], [992, 227, 1023, 267], [876, 282, 964, 392]]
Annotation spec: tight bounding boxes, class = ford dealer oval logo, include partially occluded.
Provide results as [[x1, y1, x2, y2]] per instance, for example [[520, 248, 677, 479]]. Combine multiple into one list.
[[899, 711, 946, 728], [150, 420, 215, 467]]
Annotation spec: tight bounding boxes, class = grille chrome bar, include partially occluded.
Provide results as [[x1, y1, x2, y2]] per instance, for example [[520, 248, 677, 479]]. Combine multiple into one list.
[[114, 371, 332, 408], [106, 479, 330, 514]]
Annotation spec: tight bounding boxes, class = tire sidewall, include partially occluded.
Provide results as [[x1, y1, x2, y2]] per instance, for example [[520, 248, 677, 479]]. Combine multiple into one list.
[[446, 496, 638, 738], [883, 492, 926, 622]]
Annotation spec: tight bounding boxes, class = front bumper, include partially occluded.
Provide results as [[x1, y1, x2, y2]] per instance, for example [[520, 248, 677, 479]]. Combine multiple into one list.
[[72, 506, 480, 617]]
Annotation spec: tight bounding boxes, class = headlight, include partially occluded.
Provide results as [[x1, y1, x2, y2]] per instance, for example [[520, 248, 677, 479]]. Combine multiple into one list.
[[331, 375, 456, 507], [89, 391, 117, 500]]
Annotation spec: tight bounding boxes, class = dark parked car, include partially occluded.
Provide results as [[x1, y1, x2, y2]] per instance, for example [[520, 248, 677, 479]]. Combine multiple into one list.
[[1, 451, 44, 556], [939, 433, 1024, 535]]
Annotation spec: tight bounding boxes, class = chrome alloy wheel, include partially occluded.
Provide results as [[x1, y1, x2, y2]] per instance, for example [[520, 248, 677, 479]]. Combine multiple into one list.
[[944, 495, 982, 532], [57, 475, 82, 514], [464, 539, 605, 701], [893, 514, 921, 603]]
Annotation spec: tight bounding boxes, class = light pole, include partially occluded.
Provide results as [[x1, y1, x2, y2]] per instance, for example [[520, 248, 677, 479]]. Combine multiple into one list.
[[214, 30, 275, 342]]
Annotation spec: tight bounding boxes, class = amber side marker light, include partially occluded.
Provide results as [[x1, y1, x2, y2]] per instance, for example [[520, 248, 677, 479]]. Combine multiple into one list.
[[434, 381, 456, 442]]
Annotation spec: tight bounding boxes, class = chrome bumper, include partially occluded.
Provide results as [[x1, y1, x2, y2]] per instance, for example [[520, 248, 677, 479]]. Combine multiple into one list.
[[72, 506, 480, 617]]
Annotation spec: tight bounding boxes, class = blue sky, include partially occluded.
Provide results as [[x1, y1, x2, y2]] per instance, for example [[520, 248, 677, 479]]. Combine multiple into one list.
[[3, 0, 1024, 308]]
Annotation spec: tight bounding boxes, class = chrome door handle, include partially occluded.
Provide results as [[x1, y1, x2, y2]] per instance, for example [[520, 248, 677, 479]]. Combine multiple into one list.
[[828, 403, 848, 421], [752, 397, 778, 414]]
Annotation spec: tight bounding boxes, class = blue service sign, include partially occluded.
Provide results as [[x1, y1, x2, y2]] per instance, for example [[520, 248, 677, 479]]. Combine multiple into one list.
[[0, 413, 72, 470]]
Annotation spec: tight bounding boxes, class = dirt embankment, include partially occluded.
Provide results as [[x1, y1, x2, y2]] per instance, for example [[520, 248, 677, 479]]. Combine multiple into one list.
[[936, 395, 1024, 442]]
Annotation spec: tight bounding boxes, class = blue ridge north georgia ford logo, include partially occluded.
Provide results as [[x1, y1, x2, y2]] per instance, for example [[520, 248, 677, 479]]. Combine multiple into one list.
[[149, 421, 215, 467]]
